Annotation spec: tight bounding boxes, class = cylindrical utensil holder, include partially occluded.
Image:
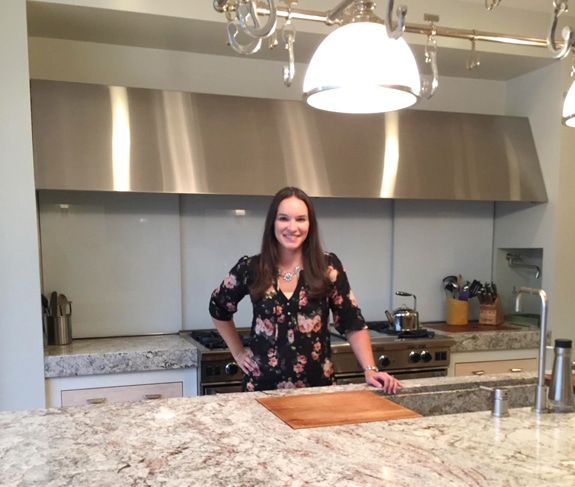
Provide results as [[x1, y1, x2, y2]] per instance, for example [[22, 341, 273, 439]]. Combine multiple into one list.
[[42, 314, 50, 346], [446, 298, 469, 325], [44, 315, 56, 345], [54, 315, 72, 345]]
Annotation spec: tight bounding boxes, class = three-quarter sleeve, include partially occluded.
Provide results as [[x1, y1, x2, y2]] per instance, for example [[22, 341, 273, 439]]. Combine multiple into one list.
[[326, 252, 366, 335], [209, 255, 252, 321]]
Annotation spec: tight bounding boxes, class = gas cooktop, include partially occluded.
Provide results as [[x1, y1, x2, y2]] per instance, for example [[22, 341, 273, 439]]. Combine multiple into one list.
[[330, 321, 455, 352], [365, 320, 436, 339]]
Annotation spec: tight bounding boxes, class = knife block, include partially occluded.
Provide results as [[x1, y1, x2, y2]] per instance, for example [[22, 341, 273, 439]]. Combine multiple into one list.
[[446, 297, 469, 325], [479, 298, 504, 325]]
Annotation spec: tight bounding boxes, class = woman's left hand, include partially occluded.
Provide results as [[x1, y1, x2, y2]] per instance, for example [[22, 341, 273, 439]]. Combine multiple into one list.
[[364, 370, 402, 394]]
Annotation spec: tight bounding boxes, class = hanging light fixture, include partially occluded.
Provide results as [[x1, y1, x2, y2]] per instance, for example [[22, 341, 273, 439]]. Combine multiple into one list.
[[561, 31, 575, 127], [213, 0, 575, 124], [563, 77, 575, 127], [302, 19, 421, 114], [547, 1, 575, 127], [302, 1, 422, 114]]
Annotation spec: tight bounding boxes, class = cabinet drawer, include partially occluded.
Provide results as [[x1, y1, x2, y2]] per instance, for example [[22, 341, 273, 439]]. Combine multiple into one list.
[[454, 358, 538, 377], [61, 382, 183, 407]]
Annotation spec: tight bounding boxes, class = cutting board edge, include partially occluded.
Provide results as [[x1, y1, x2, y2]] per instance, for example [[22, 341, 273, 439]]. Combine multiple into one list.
[[256, 390, 421, 429]]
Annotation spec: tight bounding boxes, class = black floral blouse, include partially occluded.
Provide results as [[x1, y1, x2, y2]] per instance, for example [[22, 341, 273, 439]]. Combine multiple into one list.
[[209, 252, 366, 392]]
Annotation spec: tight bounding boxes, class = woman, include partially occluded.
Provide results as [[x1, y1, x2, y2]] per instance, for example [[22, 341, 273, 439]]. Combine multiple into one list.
[[209, 187, 401, 393]]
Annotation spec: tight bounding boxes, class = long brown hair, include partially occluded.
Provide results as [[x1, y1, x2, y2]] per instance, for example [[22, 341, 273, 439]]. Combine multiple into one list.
[[250, 187, 330, 300]]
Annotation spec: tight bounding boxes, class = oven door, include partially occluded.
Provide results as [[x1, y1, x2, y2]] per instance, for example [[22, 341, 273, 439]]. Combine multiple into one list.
[[336, 367, 448, 385]]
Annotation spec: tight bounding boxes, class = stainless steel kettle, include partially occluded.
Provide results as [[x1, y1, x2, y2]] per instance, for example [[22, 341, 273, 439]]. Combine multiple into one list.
[[385, 291, 420, 332]]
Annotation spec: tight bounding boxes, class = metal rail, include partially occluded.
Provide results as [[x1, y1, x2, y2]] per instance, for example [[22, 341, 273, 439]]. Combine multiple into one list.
[[214, 1, 551, 49]]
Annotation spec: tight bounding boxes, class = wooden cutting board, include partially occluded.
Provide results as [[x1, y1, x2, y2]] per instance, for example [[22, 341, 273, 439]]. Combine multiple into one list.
[[256, 390, 421, 429]]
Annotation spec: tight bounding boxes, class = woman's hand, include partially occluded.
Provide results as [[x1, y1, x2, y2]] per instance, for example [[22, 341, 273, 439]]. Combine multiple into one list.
[[233, 348, 257, 375], [364, 370, 402, 394]]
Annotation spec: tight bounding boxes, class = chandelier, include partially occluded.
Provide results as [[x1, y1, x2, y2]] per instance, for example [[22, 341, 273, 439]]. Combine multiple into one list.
[[213, 0, 575, 126]]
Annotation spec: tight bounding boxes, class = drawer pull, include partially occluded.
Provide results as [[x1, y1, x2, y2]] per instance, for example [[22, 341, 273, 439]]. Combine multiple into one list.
[[144, 394, 162, 400], [86, 397, 106, 404], [510, 368, 523, 373], [472, 370, 485, 375]]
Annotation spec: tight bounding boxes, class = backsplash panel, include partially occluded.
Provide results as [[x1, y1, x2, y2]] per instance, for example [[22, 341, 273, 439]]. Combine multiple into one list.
[[38, 191, 182, 338], [180, 195, 394, 329], [313, 198, 393, 322], [38, 192, 497, 336], [180, 194, 270, 329], [393, 200, 495, 322]]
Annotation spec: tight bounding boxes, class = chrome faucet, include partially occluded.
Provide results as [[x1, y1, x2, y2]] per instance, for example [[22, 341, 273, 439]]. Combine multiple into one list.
[[515, 287, 548, 414]]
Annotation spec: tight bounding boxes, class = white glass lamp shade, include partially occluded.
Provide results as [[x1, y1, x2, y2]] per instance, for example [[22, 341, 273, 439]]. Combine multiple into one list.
[[563, 79, 575, 127], [303, 22, 421, 114]]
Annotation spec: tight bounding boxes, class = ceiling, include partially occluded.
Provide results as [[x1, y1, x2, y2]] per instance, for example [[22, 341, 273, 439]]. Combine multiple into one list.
[[25, 1, 575, 82]]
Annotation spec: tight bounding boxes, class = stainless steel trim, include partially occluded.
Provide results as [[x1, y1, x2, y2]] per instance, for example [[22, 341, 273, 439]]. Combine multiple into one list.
[[30, 80, 547, 202], [335, 366, 448, 384], [202, 383, 243, 395]]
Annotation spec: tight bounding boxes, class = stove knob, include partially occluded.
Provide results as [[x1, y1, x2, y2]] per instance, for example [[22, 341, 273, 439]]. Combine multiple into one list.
[[408, 351, 421, 363], [225, 362, 239, 375], [378, 355, 391, 368], [421, 350, 433, 363]]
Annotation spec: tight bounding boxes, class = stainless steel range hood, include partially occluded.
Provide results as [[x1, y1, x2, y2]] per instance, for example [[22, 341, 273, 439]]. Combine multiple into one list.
[[30, 80, 547, 202]]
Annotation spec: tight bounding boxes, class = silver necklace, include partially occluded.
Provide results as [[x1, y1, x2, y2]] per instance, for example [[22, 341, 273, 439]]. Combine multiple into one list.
[[277, 266, 301, 282]]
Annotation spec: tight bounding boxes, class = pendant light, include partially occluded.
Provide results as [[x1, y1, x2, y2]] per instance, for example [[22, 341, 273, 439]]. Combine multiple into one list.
[[563, 77, 575, 127], [302, 21, 421, 114]]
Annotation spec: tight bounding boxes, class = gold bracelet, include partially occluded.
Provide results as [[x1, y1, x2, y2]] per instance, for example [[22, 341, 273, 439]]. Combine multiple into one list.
[[363, 365, 379, 372]]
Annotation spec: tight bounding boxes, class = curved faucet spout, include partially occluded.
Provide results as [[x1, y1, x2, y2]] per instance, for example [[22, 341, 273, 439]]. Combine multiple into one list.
[[515, 287, 548, 414]]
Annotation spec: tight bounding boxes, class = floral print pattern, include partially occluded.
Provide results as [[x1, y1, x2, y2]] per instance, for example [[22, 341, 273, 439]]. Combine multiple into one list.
[[209, 253, 366, 392]]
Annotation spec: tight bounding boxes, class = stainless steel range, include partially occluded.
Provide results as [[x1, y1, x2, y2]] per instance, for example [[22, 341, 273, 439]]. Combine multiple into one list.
[[331, 321, 455, 385], [182, 322, 454, 395], [181, 328, 251, 395]]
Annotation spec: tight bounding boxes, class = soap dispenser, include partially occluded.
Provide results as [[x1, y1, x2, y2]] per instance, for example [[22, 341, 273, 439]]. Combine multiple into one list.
[[548, 339, 575, 413]]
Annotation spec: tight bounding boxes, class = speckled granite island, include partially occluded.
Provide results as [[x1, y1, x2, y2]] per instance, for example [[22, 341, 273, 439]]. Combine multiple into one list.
[[425, 322, 546, 353], [2, 375, 574, 487], [44, 334, 199, 377], [44, 335, 200, 407]]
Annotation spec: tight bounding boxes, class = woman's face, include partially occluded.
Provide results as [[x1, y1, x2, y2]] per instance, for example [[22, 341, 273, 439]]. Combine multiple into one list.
[[274, 196, 310, 253]]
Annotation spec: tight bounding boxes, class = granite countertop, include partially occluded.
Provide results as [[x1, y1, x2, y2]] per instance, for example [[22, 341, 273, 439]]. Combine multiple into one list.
[[44, 334, 199, 378], [425, 322, 547, 353], [2, 377, 574, 487], [44, 323, 544, 379]]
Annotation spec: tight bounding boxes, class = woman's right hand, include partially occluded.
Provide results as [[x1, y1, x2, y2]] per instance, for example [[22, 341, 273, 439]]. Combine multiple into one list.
[[233, 348, 257, 375]]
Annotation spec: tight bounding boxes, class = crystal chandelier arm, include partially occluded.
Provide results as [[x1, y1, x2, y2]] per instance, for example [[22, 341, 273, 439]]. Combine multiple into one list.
[[213, 0, 229, 12], [466, 34, 481, 70], [484, 0, 501, 11], [421, 16, 439, 99], [282, 17, 296, 87], [385, 0, 407, 40], [548, 0, 575, 59], [227, 21, 262, 54], [237, 0, 277, 39], [326, 0, 356, 24]]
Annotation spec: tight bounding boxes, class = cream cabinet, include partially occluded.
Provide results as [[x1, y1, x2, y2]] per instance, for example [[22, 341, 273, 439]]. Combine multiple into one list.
[[454, 358, 538, 376], [449, 349, 540, 377], [45, 369, 197, 408], [60, 381, 183, 407]]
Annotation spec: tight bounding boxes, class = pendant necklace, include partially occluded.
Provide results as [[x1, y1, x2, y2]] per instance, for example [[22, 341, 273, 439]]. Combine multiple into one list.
[[277, 266, 301, 282]]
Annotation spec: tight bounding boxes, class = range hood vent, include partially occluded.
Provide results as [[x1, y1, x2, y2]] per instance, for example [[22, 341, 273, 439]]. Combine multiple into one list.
[[30, 80, 547, 202]]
